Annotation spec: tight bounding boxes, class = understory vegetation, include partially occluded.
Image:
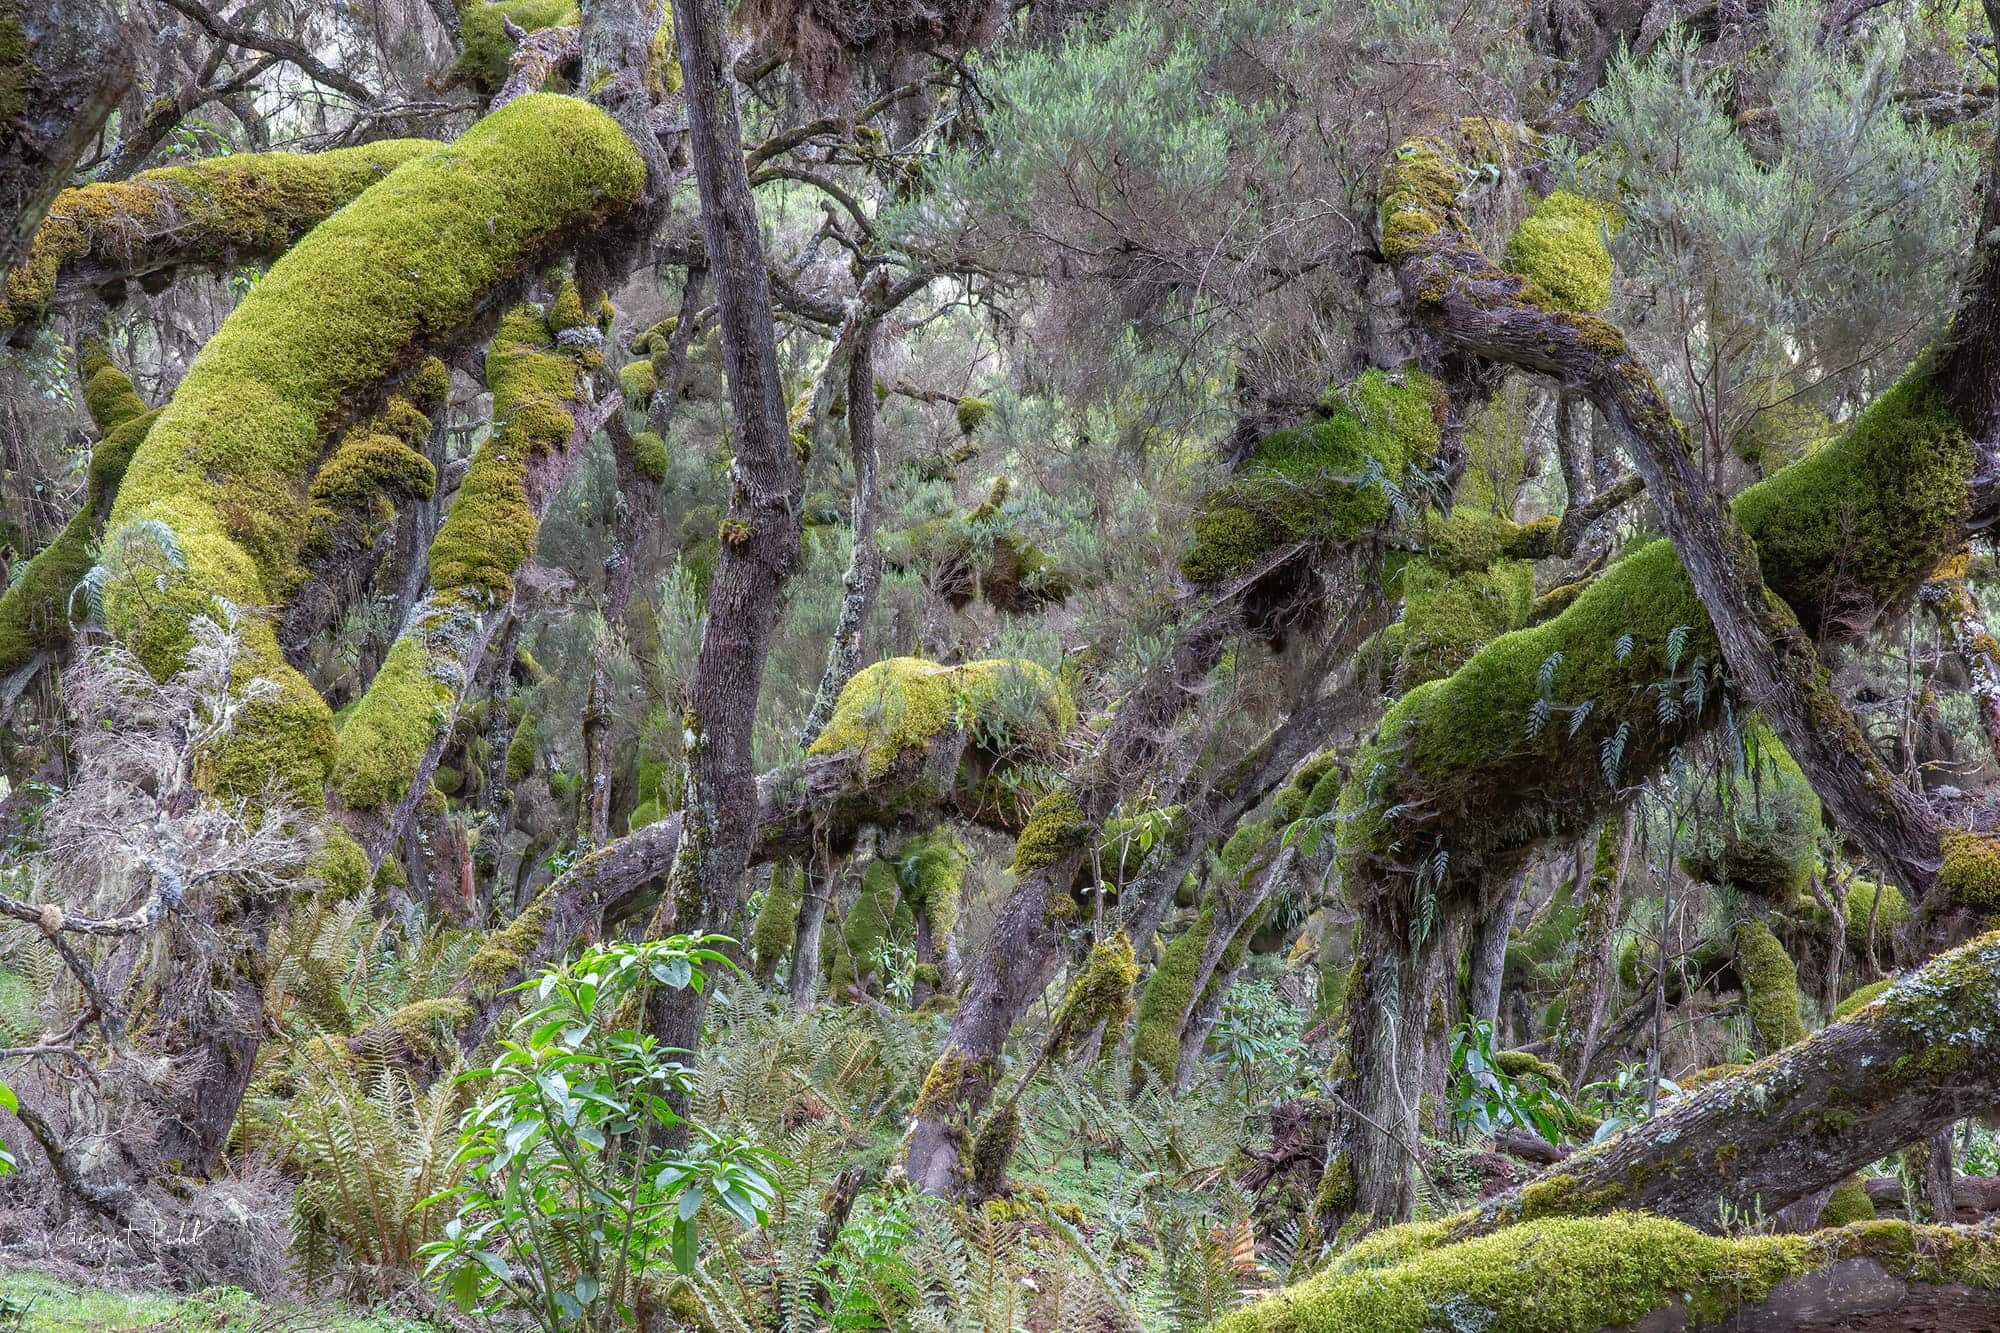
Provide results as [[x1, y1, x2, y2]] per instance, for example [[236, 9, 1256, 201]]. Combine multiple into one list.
[[4, 0, 2000, 1328]]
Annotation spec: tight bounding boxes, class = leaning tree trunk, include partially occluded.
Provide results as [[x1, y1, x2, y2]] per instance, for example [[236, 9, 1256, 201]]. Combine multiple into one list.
[[1448, 929, 2000, 1238]]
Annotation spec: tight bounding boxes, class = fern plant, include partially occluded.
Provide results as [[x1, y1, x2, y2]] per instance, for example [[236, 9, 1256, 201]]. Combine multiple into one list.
[[287, 1054, 471, 1297]]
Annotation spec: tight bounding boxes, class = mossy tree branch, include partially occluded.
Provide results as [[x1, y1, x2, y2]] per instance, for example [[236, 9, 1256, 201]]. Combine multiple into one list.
[[1382, 126, 1947, 897], [1, 138, 438, 333], [1444, 930, 2000, 1240]]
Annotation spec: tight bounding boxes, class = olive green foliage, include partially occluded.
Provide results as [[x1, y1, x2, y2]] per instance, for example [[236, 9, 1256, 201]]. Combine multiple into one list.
[[1132, 899, 1216, 1085], [1045, 930, 1138, 1060], [1181, 369, 1444, 584], [102, 95, 640, 810], [2, 140, 437, 328], [1337, 362, 1973, 906], [1211, 1214, 2000, 1333], [808, 656, 1075, 782], [1502, 191, 1618, 313], [1682, 723, 1821, 904], [1735, 919, 1807, 1054], [888, 480, 1075, 614]]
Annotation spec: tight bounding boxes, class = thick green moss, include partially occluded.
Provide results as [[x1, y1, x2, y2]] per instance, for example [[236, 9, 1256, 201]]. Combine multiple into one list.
[[1502, 192, 1618, 314], [1182, 369, 1444, 584], [3, 140, 438, 329], [1939, 830, 2000, 909], [1132, 899, 1216, 1085], [1045, 929, 1138, 1060], [954, 396, 994, 435], [505, 710, 539, 783], [808, 656, 1074, 782], [1494, 1049, 1567, 1090], [450, 0, 579, 94], [831, 859, 900, 991], [302, 400, 438, 563], [750, 861, 802, 978], [1819, 1176, 1877, 1227], [1386, 550, 1536, 690], [103, 96, 640, 810], [898, 827, 967, 940], [466, 891, 551, 994], [1012, 790, 1089, 876], [1736, 919, 1808, 1054], [1682, 722, 1821, 905], [1833, 977, 1892, 1020], [631, 429, 668, 482], [1211, 1213, 1999, 1333], [1336, 362, 1974, 903], [331, 633, 453, 809]]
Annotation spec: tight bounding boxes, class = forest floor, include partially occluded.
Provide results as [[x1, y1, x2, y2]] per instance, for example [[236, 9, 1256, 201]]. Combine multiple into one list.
[[0, 1267, 428, 1332]]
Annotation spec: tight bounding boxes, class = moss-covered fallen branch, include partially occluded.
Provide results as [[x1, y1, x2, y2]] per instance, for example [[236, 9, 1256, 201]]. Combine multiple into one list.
[[1211, 1213, 2000, 1332]]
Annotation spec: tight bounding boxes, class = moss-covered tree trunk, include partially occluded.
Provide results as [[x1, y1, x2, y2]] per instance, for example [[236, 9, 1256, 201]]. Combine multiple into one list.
[[1449, 930, 2000, 1238]]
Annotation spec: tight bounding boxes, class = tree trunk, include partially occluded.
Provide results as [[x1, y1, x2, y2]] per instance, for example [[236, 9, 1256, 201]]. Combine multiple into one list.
[[1467, 870, 1524, 1033], [788, 862, 834, 1012], [1451, 930, 2000, 1238], [645, 0, 801, 1056], [1554, 809, 1638, 1085]]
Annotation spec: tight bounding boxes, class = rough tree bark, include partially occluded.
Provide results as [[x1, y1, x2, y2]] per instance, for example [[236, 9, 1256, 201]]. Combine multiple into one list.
[[644, 0, 801, 1061], [1553, 808, 1638, 1085], [1456, 930, 2000, 1237]]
